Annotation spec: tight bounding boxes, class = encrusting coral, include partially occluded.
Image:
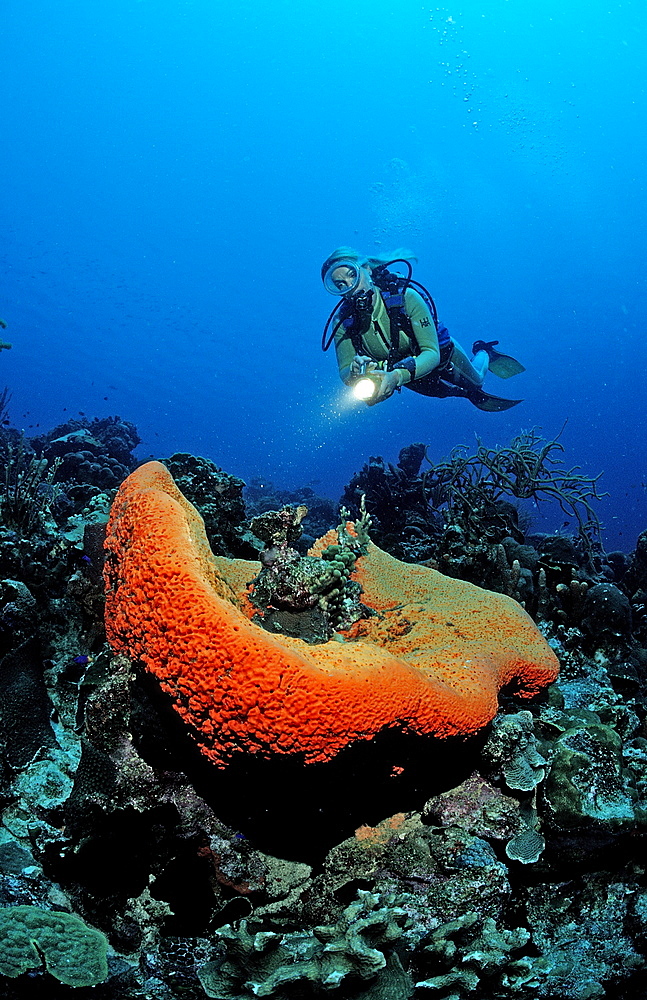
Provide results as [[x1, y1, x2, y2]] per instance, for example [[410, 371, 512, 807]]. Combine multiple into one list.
[[103, 462, 559, 767], [0, 905, 108, 987]]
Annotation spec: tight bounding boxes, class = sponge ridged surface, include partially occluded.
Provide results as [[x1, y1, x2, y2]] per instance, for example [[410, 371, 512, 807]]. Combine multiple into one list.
[[104, 462, 559, 766]]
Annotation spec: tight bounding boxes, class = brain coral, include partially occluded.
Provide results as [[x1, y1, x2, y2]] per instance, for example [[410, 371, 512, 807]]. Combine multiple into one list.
[[103, 462, 559, 767]]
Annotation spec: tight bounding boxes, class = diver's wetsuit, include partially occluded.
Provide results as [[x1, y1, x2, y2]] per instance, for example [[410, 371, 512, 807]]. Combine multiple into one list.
[[333, 286, 483, 391]]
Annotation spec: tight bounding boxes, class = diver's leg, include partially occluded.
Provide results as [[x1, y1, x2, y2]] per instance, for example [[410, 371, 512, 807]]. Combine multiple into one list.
[[448, 341, 488, 387]]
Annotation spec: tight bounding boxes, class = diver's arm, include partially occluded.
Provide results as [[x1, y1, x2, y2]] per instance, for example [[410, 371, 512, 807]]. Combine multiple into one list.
[[334, 333, 360, 385], [392, 289, 442, 383]]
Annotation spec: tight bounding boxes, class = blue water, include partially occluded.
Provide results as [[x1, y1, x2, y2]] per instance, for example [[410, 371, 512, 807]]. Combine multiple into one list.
[[1, 0, 645, 551]]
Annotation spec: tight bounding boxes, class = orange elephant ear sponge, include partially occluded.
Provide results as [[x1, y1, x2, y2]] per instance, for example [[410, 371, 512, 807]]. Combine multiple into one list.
[[103, 462, 559, 767]]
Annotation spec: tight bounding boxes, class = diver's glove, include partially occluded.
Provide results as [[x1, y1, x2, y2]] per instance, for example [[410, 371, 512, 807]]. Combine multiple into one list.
[[366, 369, 407, 406], [349, 355, 375, 378]]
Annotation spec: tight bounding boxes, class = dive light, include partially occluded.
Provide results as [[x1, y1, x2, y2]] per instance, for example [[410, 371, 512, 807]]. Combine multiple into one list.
[[350, 362, 384, 402]]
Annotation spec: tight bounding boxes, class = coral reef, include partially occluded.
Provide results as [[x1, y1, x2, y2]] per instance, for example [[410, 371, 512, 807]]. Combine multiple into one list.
[[245, 477, 337, 552], [1, 414, 647, 998], [198, 891, 412, 999], [340, 439, 638, 645], [340, 445, 439, 563], [423, 427, 606, 554], [162, 452, 259, 558], [0, 415, 138, 602]]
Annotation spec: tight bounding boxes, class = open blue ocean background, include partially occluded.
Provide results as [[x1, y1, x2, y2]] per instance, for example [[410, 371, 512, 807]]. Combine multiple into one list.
[[1, 0, 644, 551]]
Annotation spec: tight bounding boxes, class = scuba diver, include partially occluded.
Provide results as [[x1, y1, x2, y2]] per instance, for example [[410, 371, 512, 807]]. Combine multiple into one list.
[[321, 247, 525, 411]]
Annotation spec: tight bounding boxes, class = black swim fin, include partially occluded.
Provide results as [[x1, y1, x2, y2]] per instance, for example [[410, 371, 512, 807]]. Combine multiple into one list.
[[472, 339, 526, 379], [465, 386, 524, 412], [406, 371, 523, 410]]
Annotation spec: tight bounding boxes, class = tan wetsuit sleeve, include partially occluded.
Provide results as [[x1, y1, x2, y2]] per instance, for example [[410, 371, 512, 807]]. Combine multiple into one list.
[[404, 288, 441, 379], [334, 328, 357, 385]]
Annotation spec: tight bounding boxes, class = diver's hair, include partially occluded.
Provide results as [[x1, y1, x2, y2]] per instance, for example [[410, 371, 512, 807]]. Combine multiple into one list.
[[321, 246, 417, 280]]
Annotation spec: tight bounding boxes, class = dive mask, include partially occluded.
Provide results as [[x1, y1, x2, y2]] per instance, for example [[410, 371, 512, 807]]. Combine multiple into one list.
[[322, 259, 362, 296]]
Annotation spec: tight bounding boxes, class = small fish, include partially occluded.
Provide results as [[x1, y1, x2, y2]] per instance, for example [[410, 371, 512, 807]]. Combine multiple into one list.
[[81, 555, 92, 564], [73, 655, 90, 665]]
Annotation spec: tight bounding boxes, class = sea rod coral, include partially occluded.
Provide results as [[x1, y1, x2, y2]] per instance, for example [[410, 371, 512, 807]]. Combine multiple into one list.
[[103, 462, 559, 766]]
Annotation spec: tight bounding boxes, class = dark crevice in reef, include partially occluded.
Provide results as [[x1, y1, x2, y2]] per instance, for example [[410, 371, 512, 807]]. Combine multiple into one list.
[[130, 667, 486, 863]]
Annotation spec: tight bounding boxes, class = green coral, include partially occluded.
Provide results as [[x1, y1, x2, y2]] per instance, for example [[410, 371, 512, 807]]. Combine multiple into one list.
[[411, 898, 643, 998], [198, 890, 412, 999], [316, 493, 372, 627], [13, 754, 74, 812], [0, 905, 109, 987], [482, 712, 547, 793], [478, 713, 548, 864], [504, 819, 544, 865], [318, 542, 359, 623], [415, 911, 531, 994], [541, 713, 636, 832]]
